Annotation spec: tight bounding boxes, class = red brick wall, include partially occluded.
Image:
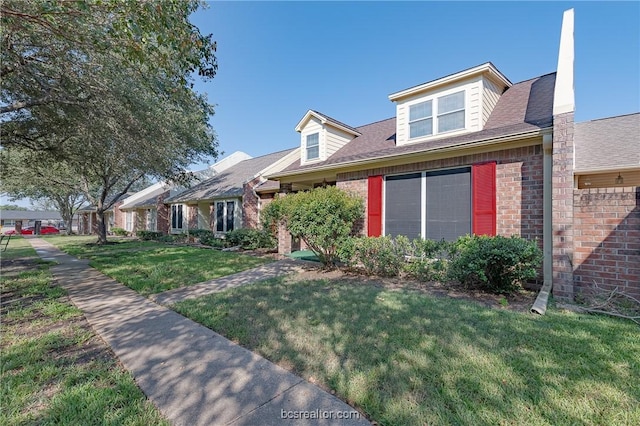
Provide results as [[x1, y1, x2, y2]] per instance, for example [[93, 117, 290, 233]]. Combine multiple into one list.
[[552, 112, 575, 300], [242, 178, 262, 229], [113, 201, 125, 229], [573, 187, 640, 298], [156, 191, 170, 234], [336, 144, 544, 244], [187, 205, 198, 230]]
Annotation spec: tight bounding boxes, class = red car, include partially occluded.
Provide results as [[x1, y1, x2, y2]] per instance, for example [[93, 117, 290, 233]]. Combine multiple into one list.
[[5, 226, 60, 235]]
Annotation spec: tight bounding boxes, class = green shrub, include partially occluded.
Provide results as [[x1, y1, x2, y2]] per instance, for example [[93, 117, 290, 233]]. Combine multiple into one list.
[[404, 238, 452, 282], [137, 230, 163, 241], [447, 235, 542, 294], [199, 234, 225, 248], [225, 228, 275, 250], [188, 228, 214, 238], [340, 235, 410, 277], [262, 186, 364, 267], [111, 227, 128, 236]]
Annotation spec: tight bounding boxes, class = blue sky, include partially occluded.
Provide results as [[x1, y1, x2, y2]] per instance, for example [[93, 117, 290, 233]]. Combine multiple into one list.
[[3, 1, 638, 208], [190, 0, 639, 166]]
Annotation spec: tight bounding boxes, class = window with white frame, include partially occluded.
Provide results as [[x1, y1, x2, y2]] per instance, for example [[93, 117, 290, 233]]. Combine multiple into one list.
[[146, 209, 157, 231], [409, 101, 433, 138], [171, 204, 183, 230], [125, 211, 133, 232], [215, 200, 236, 233], [409, 90, 465, 139], [437, 91, 465, 133], [306, 132, 320, 160]]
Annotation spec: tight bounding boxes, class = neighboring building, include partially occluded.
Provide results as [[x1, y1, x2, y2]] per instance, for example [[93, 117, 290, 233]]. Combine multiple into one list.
[[118, 151, 252, 236], [0, 210, 66, 234], [267, 9, 640, 300], [77, 193, 135, 235], [165, 148, 299, 235]]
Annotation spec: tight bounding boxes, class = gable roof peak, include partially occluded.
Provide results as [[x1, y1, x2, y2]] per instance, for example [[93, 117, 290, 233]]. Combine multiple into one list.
[[388, 62, 512, 102], [295, 109, 362, 136]]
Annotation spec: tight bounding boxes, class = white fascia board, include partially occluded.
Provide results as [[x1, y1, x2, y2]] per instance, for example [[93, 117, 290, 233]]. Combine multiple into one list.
[[257, 148, 301, 180], [120, 182, 168, 209], [271, 128, 548, 179], [295, 110, 361, 136], [389, 63, 512, 102]]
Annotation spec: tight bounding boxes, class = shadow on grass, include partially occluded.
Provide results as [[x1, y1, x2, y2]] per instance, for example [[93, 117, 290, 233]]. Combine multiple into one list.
[[173, 277, 640, 425]]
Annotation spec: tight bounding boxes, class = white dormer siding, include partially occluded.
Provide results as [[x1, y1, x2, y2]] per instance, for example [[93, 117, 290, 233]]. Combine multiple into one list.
[[390, 63, 511, 147], [296, 110, 361, 165], [301, 116, 324, 163]]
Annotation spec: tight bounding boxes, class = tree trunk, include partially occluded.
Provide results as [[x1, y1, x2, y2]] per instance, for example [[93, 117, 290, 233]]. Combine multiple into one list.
[[96, 209, 108, 244]]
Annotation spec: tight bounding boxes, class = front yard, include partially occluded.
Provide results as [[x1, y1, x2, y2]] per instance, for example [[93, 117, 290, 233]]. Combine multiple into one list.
[[173, 274, 640, 426], [45, 235, 271, 295], [0, 237, 168, 425]]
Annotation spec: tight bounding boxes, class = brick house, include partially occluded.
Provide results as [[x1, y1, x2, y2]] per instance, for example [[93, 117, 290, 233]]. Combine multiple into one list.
[[77, 193, 134, 235], [118, 151, 252, 236], [266, 9, 639, 301], [164, 149, 299, 235]]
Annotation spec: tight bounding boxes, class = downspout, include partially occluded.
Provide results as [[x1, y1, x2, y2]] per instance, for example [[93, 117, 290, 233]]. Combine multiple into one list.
[[531, 133, 554, 314]]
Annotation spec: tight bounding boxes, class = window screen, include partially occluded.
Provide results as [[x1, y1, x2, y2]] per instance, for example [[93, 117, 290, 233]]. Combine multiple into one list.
[[425, 168, 471, 241], [384, 173, 422, 239], [226, 201, 235, 232], [216, 202, 224, 232], [306, 133, 319, 160]]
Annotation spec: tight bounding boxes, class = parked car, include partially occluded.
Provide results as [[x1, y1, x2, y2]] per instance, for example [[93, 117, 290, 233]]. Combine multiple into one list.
[[4, 226, 60, 235]]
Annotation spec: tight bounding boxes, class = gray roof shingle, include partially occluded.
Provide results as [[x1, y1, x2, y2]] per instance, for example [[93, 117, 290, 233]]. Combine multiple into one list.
[[166, 149, 296, 203], [575, 113, 640, 172], [280, 73, 556, 174]]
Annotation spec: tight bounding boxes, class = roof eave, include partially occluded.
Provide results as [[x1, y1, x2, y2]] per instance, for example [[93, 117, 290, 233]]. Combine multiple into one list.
[[268, 127, 550, 180]]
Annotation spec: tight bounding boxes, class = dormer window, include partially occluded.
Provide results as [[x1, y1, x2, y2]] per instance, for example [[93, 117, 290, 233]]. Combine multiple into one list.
[[409, 100, 433, 138], [306, 132, 320, 160], [438, 91, 465, 133], [409, 91, 466, 140]]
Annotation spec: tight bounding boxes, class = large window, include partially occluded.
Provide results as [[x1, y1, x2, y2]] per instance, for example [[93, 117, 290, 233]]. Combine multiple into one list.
[[146, 209, 157, 231], [306, 132, 319, 160], [125, 211, 133, 232], [384, 168, 471, 242], [171, 204, 183, 230], [215, 200, 236, 233], [408, 90, 465, 139]]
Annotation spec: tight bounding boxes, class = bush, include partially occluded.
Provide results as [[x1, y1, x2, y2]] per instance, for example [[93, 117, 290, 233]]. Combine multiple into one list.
[[111, 227, 128, 236], [225, 228, 275, 250], [199, 234, 225, 248], [137, 230, 163, 241], [188, 229, 214, 239], [262, 186, 364, 267], [447, 235, 542, 294], [340, 235, 410, 277], [404, 238, 452, 282]]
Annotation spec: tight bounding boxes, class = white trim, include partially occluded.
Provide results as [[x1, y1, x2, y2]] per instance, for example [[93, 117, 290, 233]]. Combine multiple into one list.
[[389, 63, 511, 102], [295, 110, 361, 136]]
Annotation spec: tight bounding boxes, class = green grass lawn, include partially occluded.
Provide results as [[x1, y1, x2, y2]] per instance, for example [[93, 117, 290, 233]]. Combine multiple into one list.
[[46, 236, 271, 295], [1, 254, 168, 425], [173, 277, 640, 426], [1, 235, 38, 260]]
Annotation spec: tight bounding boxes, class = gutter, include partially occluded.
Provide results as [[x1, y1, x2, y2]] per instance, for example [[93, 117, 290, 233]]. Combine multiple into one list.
[[531, 132, 554, 315], [268, 127, 550, 180]]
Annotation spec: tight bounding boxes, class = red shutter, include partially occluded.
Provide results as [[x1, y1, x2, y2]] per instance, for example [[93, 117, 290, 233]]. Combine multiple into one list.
[[472, 162, 496, 236], [367, 175, 383, 237]]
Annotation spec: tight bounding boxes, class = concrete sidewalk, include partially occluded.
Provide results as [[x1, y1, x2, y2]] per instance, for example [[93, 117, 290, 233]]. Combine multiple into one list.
[[28, 238, 369, 426]]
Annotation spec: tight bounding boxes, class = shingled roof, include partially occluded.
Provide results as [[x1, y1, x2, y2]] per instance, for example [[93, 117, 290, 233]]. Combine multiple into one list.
[[575, 113, 640, 172], [277, 72, 556, 175], [166, 149, 297, 203]]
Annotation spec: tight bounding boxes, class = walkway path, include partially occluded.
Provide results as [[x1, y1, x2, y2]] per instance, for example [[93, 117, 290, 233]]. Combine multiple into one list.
[[28, 238, 369, 426], [151, 258, 307, 306]]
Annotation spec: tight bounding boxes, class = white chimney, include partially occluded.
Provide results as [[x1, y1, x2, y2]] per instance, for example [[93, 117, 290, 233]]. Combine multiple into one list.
[[553, 9, 575, 115]]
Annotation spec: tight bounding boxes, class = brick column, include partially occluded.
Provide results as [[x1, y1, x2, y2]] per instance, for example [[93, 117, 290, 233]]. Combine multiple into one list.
[[552, 112, 575, 300], [277, 183, 293, 255]]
